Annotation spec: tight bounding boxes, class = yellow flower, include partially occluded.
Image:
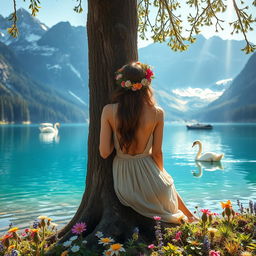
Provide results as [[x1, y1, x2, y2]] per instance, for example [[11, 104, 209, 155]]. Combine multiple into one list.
[[98, 237, 114, 245], [47, 218, 52, 221], [240, 252, 252, 256], [8, 245, 15, 251], [31, 229, 40, 233], [221, 200, 232, 209], [151, 252, 159, 256], [108, 243, 125, 254], [37, 215, 48, 220], [8, 227, 19, 233], [61, 250, 69, 256], [208, 227, 218, 233]]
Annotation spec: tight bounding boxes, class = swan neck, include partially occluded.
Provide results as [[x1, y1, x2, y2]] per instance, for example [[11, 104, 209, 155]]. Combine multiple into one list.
[[196, 142, 202, 160]]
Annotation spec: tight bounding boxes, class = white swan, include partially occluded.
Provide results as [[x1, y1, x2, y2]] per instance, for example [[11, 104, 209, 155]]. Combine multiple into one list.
[[39, 122, 60, 134], [192, 140, 224, 162], [192, 161, 224, 178]]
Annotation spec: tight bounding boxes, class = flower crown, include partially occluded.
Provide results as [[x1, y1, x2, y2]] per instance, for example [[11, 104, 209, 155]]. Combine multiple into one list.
[[115, 62, 154, 91]]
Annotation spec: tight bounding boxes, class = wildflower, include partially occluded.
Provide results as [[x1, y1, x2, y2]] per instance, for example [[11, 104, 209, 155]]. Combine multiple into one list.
[[98, 237, 114, 246], [200, 209, 211, 215], [175, 231, 182, 241], [151, 252, 159, 256], [8, 227, 19, 233], [21, 232, 28, 238], [221, 200, 232, 209], [1, 234, 12, 247], [153, 216, 161, 221], [8, 245, 15, 251], [33, 220, 39, 229], [0, 243, 4, 252], [10, 249, 19, 256], [69, 236, 78, 241], [63, 240, 72, 247], [103, 250, 112, 256], [208, 227, 218, 233], [240, 252, 252, 256], [107, 243, 125, 255], [209, 250, 221, 256], [95, 231, 103, 238], [148, 244, 155, 249], [61, 251, 69, 256], [37, 215, 48, 220], [70, 245, 80, 252], [71, 222, 86, 235], [24, 228, 30, 233]]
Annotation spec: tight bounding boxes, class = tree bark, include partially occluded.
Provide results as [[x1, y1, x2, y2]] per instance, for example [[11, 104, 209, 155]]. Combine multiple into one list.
[[47, 0, 176, 252]]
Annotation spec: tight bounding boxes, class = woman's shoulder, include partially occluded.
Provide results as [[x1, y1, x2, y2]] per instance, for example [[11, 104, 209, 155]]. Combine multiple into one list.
[[152, 105, 164, 120]]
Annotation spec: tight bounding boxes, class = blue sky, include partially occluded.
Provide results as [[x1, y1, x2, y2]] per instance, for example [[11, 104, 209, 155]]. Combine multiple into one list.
[[1, 0, 255, 48]]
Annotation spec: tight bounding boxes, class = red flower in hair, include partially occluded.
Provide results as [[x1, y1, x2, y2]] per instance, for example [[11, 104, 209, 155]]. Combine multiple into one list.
[[145, 68, 154, 80]]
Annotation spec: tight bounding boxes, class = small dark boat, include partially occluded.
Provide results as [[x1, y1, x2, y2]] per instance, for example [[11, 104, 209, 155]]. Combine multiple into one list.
[[186, 123, 213, 130]]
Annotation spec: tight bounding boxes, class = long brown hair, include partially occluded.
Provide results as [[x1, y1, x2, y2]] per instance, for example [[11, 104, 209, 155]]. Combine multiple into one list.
[[111, 62, 155, 152]]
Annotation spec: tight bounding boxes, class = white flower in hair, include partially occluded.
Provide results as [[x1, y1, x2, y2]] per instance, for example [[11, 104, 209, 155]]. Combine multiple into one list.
[[141, 78, 149, 86], [125, 80, 132, 87]]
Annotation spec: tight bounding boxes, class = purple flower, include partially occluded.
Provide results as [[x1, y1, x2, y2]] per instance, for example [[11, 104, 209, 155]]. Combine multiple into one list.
[[0, 243, 4, 252], [72, 222, 86, 235], [10, 250, 19, 256], [33, 220, 39, 229]]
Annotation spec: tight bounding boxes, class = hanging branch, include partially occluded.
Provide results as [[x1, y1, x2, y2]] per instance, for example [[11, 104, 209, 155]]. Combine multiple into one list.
[[230, 0, 256, 53], [8, 0, 18, 38], [74, 0, 83, 13], [7, 0, 256, 53]]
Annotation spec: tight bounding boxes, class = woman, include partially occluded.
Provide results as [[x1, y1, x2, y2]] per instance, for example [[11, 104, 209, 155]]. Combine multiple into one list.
[[99, 62, 198, 224]]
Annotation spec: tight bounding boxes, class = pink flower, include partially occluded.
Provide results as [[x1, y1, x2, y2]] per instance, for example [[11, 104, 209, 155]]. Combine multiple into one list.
[[175, 231, 182, 240], [121, 81, 126, 87], [210, 212, 219, 216], [235, 212, 240, 216], [21, 233, 27, 237], [153, 216, 161, 221], [25, 228, 30, 233], [148, 244, 155, 249], [72, 222, 87, 235], [200, 209, 211, 215], [209, 250, 221, 256], [145, 68, 154, 80]]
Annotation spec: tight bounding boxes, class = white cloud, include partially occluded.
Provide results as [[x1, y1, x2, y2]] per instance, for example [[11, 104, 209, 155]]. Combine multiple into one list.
[[172, 87, 224, 102]]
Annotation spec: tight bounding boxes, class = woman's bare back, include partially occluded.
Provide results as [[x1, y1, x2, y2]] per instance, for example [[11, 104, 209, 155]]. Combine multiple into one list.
[[110, 103, 161, 155]]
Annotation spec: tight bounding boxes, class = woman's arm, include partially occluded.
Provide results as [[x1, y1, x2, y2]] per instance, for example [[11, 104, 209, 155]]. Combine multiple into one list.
[[151, 108, 164, 171], [99, 105, 114, 159]]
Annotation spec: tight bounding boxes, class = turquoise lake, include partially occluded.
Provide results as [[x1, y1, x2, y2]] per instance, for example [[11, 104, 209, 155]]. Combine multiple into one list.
[[0, 123, 256, 233]]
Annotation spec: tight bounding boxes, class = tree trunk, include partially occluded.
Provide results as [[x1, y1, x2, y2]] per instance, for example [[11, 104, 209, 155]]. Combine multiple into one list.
[[47, 0, 176, 251]]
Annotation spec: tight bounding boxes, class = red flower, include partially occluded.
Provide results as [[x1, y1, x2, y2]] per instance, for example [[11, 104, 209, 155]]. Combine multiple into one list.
[[175, 231, 182, 240], [200, 209, 211, 215], [121, 81, 126, 87], [145, 68, 154, 80], [153, 216, 161, 221]]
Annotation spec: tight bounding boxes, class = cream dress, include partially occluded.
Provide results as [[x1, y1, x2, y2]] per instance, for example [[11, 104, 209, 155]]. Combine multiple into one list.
[[112, 105, 188, 224]]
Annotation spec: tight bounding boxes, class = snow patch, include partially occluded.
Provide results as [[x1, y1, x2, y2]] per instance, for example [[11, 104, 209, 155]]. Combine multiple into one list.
[[40, 24, 48, 31], [216, 78, 232, 85], [68, 91, 86, 105], [26, 34, 41, 42], [46, 64, 62, 70], [67, 64, 82, 80], [172, 87, 224, 102]]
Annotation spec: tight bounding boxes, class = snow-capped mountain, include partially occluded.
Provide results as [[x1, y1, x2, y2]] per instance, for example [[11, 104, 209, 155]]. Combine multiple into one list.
[[0, 8, 48, 46]]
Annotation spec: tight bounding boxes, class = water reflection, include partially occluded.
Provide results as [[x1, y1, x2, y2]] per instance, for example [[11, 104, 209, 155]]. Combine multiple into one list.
[[39, 133, 60, 144], [192, 161, 224, 178]]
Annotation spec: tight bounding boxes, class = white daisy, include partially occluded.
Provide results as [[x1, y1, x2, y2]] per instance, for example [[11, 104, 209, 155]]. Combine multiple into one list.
[[98, 237, 114, 246], [63, 240, 72, 247], [70, 245, 80, 252], [69, 235, 78, 241], [107, 243, 125, 255]]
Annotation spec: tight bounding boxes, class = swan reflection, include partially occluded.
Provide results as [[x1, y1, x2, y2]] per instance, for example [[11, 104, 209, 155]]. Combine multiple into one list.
[[39, 133, 60, 144], [192, 161, 224, 178]]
